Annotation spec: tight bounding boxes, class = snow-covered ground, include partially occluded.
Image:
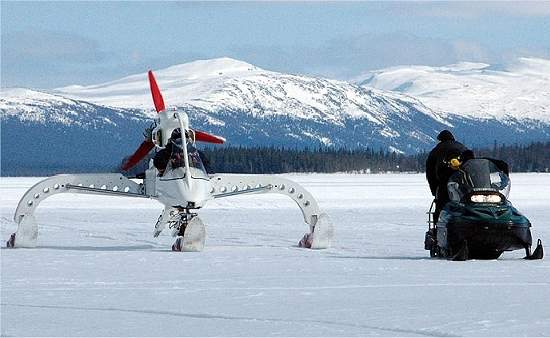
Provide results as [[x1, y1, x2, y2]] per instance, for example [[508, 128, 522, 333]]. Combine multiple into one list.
[[2, 173, 549, 336]]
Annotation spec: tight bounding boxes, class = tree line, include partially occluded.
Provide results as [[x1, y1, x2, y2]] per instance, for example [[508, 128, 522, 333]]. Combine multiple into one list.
[[200, 141, 550, 174]]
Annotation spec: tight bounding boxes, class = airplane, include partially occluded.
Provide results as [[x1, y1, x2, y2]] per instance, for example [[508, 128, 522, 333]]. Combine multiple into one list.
[[7, 70, 334, 252]]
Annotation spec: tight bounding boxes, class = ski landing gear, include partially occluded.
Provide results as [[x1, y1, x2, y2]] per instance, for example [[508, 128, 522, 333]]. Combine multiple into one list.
[[6, 214, 39, 248], [8, 173, 332, 251], [154, 207, 206, 252], [298, 213, 334, 249], [6, 233, 16, 248]]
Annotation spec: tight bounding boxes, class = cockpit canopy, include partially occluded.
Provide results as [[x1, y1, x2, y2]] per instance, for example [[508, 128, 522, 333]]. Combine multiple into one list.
[[167, 138, 208, 179], [448, 158, 511, 203]]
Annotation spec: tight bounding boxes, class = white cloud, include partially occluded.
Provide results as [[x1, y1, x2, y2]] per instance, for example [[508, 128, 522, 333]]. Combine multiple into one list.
[[2, 30, 106, 65], [230, 32, 498, 80], [388, 2, 550, 18]]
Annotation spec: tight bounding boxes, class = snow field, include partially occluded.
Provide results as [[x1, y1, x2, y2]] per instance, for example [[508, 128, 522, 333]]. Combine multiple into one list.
[[1, 173, 550, 336]]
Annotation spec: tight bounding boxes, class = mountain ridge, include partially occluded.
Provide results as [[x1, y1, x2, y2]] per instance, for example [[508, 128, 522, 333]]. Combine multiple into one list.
[[2, 57, 550, 175], [354, 57, 550, 122]]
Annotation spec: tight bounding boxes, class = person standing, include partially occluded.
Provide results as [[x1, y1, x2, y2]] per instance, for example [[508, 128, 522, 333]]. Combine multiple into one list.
[[425, 130, 469, 224]]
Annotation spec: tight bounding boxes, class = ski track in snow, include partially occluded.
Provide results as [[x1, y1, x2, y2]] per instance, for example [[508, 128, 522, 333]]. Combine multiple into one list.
[[1, 173, 550, 337]]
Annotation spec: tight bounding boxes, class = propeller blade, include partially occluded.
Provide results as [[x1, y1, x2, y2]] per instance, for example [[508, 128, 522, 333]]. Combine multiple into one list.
[[193, 130, 226, 144], [121, 140, 155, 171], [148, 70, 165, 113]]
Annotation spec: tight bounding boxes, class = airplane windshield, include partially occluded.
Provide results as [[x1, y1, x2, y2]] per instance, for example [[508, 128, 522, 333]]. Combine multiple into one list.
[[447, 159, 511, 202], [167, 138, 208, 179]]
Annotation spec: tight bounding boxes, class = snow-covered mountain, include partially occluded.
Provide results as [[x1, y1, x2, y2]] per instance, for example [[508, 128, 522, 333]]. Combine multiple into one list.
[[1, 88, 145, 126], [53, 57, 549, 147], [54, 57, 451, 149], [2, 57, 549, 175], [1, 88, 148, 175], [354, 57, 550, 123], [56, 58, 439, 123]]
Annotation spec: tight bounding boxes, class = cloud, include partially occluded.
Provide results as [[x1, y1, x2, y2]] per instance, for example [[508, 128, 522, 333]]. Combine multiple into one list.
[[0, 30, 207, 88], [2, 30, 106, 65], [2, 27, 547, 89], [1, 30, 110, 87], [311, 33, 481, 77], [229, 32, 497, 80], [449, 40, 492, 62], [384, 2, 550, 18]]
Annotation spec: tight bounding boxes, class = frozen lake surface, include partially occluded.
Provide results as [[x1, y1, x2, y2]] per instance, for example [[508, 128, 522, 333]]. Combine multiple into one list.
[[2, 173, 549, 336]]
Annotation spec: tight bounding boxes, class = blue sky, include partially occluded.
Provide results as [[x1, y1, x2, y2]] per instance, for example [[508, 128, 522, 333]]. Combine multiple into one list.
[[2, 1, 550, 88]]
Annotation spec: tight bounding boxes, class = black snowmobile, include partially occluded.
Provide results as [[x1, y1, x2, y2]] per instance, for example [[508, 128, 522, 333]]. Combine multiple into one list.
[[424, 158, 544, 261]]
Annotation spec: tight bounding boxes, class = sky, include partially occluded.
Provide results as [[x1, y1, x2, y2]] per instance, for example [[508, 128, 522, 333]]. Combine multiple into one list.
[[2, 1, 550, 89]]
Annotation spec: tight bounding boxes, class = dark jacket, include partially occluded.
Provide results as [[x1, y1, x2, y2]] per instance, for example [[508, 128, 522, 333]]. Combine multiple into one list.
[[153, 140, 211, 174], [153, 142, 174, 172], [426, 140, 468, 197]]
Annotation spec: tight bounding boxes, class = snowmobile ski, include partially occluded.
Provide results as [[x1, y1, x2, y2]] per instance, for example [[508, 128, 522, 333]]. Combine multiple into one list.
[[525, 239, 544, 260], [451, 241, 469, 261]]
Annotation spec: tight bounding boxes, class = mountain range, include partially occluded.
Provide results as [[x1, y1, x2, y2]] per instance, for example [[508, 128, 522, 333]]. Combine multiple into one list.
[[355, 57, 550, 123], [1, 57, 549, 175]]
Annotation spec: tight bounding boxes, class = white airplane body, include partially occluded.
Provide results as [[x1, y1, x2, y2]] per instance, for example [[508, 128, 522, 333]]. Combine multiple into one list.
[[8, 71, 333, 252]]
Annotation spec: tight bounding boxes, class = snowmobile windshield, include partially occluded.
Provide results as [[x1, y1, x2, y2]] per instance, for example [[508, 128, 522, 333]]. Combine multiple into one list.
[[447, 159, 511, 202], [168, 139, 208, 180]]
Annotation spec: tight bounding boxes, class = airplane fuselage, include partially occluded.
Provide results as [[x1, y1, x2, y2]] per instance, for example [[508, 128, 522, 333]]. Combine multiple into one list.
[[155, 167, 212, 209]]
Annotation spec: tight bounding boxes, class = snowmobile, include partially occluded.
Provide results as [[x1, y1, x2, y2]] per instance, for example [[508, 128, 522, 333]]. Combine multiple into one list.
[[7, 70, 334, 252], [424, 158, 543, 261]]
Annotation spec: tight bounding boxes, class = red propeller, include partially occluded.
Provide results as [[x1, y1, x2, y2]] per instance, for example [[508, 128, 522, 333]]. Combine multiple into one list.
[[121, 140, 155, 171], [148, 70, 165, 113], [122, 70, 225, 172], [121, 71, 164, 171], [194, 130, 226, 144]]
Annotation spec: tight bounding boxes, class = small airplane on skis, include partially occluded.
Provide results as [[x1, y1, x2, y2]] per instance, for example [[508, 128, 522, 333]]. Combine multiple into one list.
[[7, 70, 334, 251]]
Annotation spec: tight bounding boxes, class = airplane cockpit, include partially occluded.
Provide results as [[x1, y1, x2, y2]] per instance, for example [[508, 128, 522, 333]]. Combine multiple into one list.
[[167, 138, 209, 180]]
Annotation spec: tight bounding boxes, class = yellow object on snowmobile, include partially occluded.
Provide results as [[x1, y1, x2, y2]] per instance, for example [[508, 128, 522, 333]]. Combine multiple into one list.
[[450, 158, 461, 170]]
